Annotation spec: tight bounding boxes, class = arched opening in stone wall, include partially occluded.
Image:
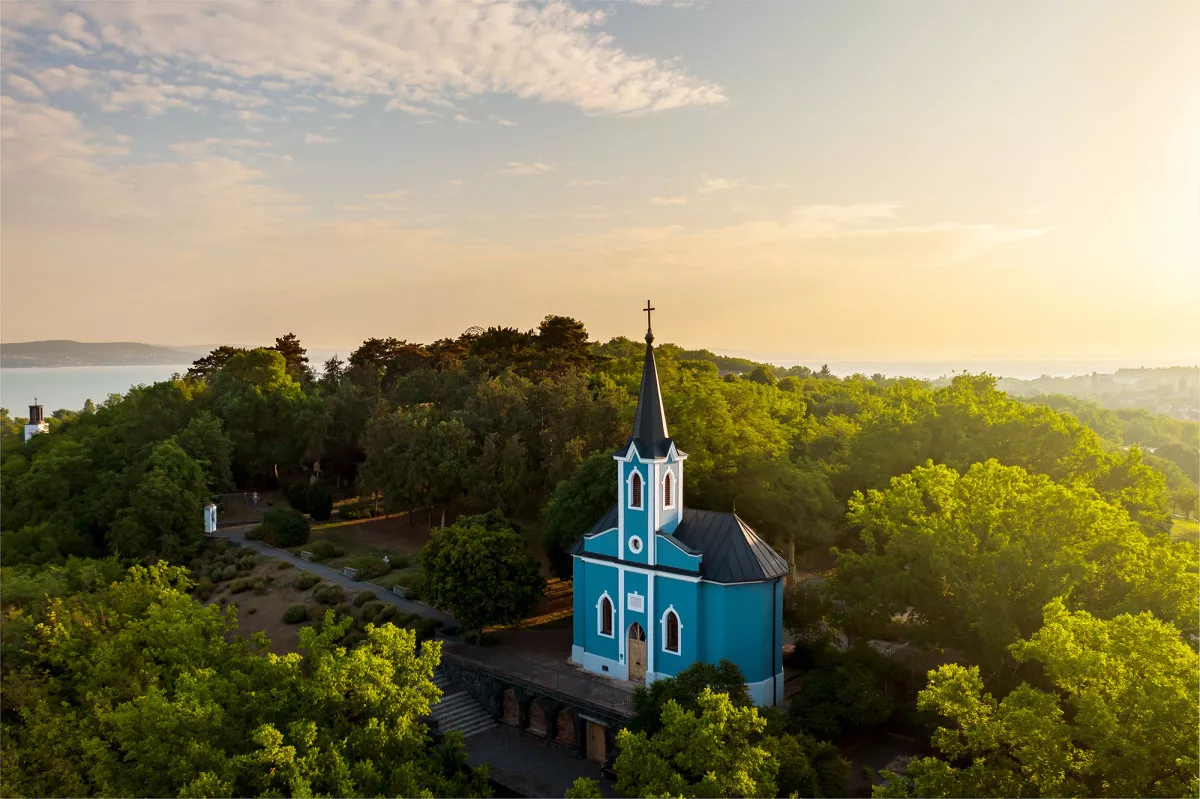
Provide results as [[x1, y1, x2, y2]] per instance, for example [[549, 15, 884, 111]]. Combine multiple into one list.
[[528, 700, 549, 736], [555, 708, 576, 747], [501, 688, 519, 726]]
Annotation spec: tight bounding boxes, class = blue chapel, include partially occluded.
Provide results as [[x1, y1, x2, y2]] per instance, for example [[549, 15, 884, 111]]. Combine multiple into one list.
[[570, 309, 789, 706]]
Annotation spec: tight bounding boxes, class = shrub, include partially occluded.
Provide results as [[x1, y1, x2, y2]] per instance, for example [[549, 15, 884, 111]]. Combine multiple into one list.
[[401, 573, 426, 601], [247, 606, 258, 615], [340, 498, 380, 521], [361, 600, 386, 623], [293, 572, 320, 591], [220, 564, 237, 582], [276, 561, 293, 571], [245, 526, 264, 541], [344, 555, 392, 580], [286, 480, 311, 514], [307, 539, 343, 561], [314, 584, 345, 605], [412, 617, 444, 642], [375, 605, 397, 624], [259, 508, 310, 548], [283, 604, 309, 624], [354, 590, 376, 607], [195, 578, 215, 600], [229, 577, 254, 594], [308, 481, 334, 522], [333, 602, 354, 619]]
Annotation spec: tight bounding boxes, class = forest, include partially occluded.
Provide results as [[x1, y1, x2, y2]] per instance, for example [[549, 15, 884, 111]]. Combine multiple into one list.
[[1, 316, 1197, 798]]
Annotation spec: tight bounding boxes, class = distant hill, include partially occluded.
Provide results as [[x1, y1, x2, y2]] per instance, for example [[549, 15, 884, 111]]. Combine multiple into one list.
[[1, 340, 201, 368]]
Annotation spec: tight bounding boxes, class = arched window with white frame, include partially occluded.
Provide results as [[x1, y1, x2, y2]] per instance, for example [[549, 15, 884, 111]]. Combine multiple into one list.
[[597, 593, 614, 638], [629, 471, 643, 510], [662, 470, 675, 509], [661, 607, 681, 654]]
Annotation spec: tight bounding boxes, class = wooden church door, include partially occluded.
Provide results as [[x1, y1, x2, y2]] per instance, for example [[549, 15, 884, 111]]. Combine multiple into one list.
[[627, 622, 647, 683]]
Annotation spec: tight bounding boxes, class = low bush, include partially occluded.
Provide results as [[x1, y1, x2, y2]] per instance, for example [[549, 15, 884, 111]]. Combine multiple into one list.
[[333, 602, 354, 619], [283, 604, 309, 624], [314, 584, 345, 605], [412, 618, 444, 642], [195, 578, 215, 600], [220, 564, 238, 582], [360, 600, 387, 623], [354, 590, 376, 607], [229, 577, 254, 594], [307, 539, 344, 561], [375, 605, 398, 624], [344, 555, 392, 580], [247, 606, 258, 615], [259, 508, 310, 548], [245, 526, 264, 541], [276, 561, 293, 571], [401, 573, 426, 601], [293, 572, 321, 591], [339, 498, 381, 521]]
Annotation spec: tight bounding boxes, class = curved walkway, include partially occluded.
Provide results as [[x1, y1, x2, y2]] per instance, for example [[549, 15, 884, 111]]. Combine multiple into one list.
[[211, 525, 457, 627]]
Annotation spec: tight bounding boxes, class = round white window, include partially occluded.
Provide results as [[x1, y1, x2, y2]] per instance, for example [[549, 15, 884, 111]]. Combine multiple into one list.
[[629, 536, 643, 554]]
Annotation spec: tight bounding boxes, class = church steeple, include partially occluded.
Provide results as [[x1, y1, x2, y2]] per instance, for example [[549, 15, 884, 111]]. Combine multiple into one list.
[[626, 301, 674, 459]]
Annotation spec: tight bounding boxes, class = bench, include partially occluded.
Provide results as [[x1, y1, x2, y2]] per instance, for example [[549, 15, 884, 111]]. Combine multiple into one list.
[[300, 551, 314, 562], [343, 567, 360, 579]]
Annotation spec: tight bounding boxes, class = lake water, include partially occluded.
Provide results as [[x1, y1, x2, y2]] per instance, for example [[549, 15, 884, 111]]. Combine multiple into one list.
[[1, 365, 191, 414]]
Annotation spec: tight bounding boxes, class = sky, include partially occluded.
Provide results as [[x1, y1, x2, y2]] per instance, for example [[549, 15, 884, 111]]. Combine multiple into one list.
[[1, 0, 1197, 364]]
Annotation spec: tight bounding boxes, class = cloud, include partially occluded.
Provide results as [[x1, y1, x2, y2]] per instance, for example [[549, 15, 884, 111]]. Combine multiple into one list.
[[0, 3, 726, 117], [566, 177, 626, 187], [304, 133, 338, 144], [696, 176, 743, 195], [332, 111, 353, 119], [286, 104, 317, 112], [365, 189, 409, 201], [500, 161, 555, 175], [454, 113, 478, 124], [489, 114, 517, 126], [447, 179, 465, 187], [6, 74, 44, 98], [650, 195, 688, 205], [170, 138, 266, 157], [319, 93, 364, 108]]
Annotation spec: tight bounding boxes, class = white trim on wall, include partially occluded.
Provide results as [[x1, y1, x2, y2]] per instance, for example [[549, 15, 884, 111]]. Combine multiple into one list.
[[575, 556, 702, 583], [596, 591, 615, 638], [627, 468, 644, 511], [660, 605, 683, 654]]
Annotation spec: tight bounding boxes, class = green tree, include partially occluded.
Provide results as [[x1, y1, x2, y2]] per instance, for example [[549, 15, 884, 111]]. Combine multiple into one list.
[[186, 345, 250, 381], [421, 519, 545, 643], [787, 643, 897, 741], [630, 659, 751, 734], [209, 348, 321, 480], [833, 459, 1198, 673], [0, 562, 490, 798], [272, 332, 313, 384], [256, 507, 310, 547], [541, 452, 618, 579], [107, 439, 208, 562], [565, 777, 603, 798], [614, 688, 778, 798], [878, 600, 1199, 798], [176, 411, 235, 492]]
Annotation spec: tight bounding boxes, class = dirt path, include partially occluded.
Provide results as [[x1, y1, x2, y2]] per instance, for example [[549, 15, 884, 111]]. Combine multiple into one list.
[[210, 526, 458, 627]]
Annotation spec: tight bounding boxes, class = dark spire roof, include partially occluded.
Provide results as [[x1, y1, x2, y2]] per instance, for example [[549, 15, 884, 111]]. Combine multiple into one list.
[[623, 315, 675, 459]]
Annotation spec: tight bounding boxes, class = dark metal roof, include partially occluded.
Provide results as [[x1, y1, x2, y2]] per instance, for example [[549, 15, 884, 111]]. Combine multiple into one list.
[[568, 504, 789, 584], [619, 334, 675, 460], [675, 508, 790, 583]]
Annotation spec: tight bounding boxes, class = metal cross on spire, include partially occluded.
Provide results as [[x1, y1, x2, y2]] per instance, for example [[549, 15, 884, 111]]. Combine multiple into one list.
[[644, 300, 655, 342]]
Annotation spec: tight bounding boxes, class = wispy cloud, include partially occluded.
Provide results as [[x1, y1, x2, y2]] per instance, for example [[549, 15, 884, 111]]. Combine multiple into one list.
[[454, 113, 479, 124], [1, 3, 727, 117], [6, 74, 44, 98], [500, 161, 555, 175], [489, 114, 517, 126], [650, 196, 688, 205], [696, 176, 743, 195], [170, 138, 266, 157], [566, 177, 626, 187], [304, 133, 338, 145], [365, 189, 410, 201]]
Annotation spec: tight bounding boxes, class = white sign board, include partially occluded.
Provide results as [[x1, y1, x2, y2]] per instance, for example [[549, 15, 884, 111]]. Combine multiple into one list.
[[627, 592, 644, 613]]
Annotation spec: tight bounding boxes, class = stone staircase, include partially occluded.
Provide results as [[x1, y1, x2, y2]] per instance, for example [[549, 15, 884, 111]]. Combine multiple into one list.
[[429, 669, 498, 740]]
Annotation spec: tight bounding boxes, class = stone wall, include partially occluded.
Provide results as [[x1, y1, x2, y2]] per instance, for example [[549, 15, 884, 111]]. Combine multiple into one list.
[[439, 653, 629, 765]]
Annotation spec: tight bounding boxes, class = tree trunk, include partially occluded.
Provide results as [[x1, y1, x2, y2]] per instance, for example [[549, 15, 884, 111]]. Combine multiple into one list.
[[440, 506, 447, 528], [788, 535, 797, 581], [475, 630, 482, 645]]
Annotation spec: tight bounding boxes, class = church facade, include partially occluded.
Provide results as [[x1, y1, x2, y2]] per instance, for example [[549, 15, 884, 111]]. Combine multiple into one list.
[[570, 311, 788, 706]]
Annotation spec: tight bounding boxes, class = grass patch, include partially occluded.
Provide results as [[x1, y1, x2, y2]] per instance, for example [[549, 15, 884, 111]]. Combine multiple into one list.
[[369, 565, 422, 590], [1172, 517, 1199, 543]]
